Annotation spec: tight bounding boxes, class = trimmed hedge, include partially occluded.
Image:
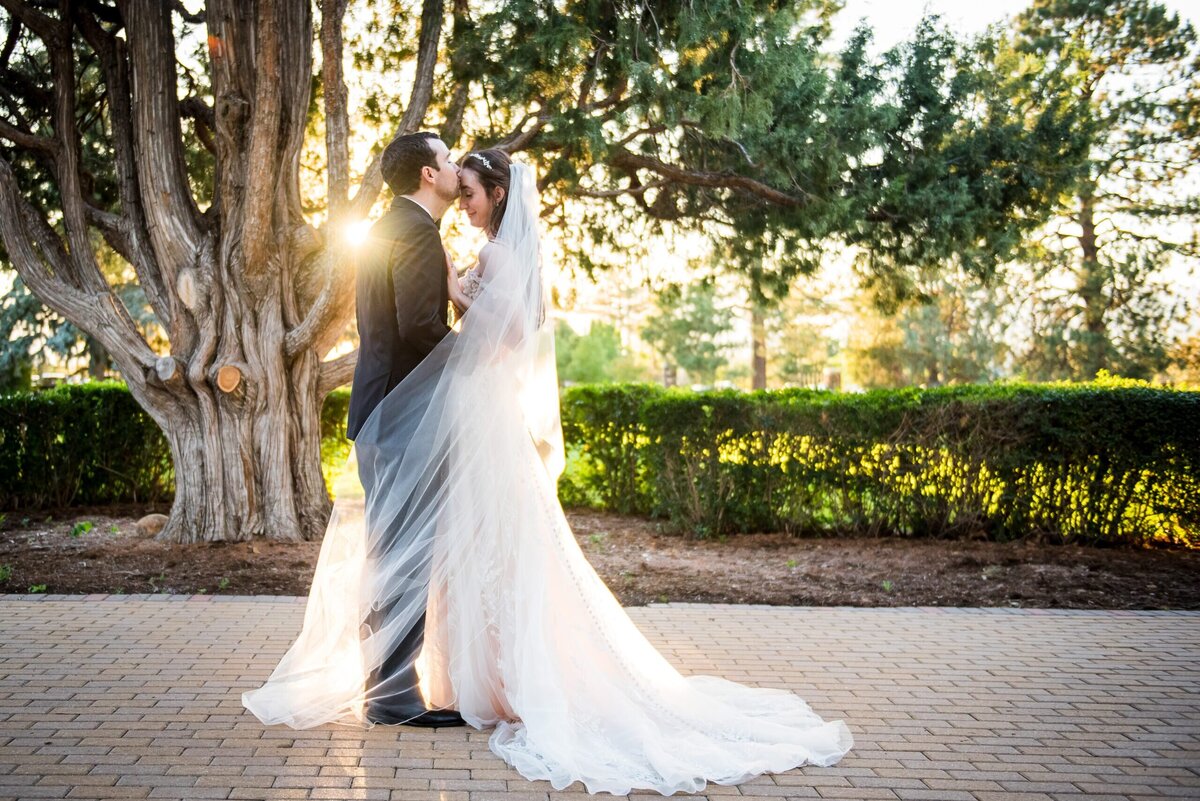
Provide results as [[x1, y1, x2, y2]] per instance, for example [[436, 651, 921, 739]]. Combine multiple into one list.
[[559, 379, 1199, 547], [0, 383, 354, 510], [0, 381, 173, 508], [2, 380, 1195, 547]]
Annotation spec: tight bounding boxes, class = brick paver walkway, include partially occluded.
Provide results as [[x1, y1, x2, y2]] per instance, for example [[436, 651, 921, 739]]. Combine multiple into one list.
[[0, 596, 1196, 801]]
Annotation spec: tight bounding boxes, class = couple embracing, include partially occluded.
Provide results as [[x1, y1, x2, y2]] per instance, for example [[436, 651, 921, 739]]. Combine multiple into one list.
[[242, 132, 853, 796]]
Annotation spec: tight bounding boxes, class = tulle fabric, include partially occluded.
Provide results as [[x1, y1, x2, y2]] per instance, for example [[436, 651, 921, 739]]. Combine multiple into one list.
[[241, 163, 853, 795]]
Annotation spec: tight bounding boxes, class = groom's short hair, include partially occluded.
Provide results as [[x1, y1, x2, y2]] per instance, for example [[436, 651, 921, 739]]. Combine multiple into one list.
[[381, 132, 440, 196]]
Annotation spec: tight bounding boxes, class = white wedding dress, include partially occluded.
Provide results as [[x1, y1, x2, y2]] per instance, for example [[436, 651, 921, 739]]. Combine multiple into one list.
[[242, 163, 853, 796]]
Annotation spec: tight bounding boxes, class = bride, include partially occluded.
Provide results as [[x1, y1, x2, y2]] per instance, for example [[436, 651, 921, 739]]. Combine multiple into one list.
[[242, 149, 854, 796]]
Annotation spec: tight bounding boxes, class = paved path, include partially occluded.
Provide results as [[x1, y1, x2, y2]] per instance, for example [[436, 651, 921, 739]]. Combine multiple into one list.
[[0, 596, 1197, 801]]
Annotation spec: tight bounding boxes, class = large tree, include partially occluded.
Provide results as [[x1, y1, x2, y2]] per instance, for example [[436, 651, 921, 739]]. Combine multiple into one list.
[[844, 274, 1014, 388], [0, 0, 1086, 542], [0, 0, 394, 542], [1011, 0, 1200, 379], [462, 5, 1088, 299]]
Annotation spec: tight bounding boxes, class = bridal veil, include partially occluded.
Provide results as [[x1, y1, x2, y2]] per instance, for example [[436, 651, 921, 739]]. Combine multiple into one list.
[[242, 162, 853, 795]]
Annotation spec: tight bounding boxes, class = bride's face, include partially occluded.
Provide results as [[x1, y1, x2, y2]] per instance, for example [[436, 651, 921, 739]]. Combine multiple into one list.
[[457, 168, 496, 230]]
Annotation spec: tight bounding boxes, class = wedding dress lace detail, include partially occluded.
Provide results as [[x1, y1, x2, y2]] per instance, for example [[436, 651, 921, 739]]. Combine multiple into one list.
[[460, 265, 484, 299]]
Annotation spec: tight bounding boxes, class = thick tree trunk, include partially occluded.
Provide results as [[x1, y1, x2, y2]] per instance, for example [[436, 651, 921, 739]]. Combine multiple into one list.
[[144, 0, 335, 543], [0, 0, 424, 544], [154, 360, 330, 544]]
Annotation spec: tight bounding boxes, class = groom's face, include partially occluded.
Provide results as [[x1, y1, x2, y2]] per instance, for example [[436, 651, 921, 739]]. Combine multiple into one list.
[[425, 138, 460, 203]]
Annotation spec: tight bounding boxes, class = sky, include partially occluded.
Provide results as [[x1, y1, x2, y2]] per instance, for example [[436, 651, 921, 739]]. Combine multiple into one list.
[[832, 0, 1198, 53]]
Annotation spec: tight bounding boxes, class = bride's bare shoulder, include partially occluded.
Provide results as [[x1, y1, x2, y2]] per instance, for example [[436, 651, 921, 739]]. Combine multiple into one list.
[[477, 241, 504, 273]]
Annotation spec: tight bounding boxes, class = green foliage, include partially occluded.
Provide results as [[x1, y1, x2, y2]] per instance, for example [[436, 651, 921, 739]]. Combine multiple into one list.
[[846, 272, 1014, 388], [7, 380, 1194, 549], [1008, 0, 1200, 378], [557, 383, 661, 513], [0, 382, 173, 509], [558, 380, 1198, 547], [1, 260, 168, 390], [766, 287, 841, 388], [458, 2, 1084, 299], [321, 388, 353, 493], [641, 282, 735, 384], [555, 322, 647, 384], [0, 383, 353, 510]]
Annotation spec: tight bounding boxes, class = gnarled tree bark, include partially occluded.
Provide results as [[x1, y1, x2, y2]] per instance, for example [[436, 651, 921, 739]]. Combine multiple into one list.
[[0, 0, 438, 543]]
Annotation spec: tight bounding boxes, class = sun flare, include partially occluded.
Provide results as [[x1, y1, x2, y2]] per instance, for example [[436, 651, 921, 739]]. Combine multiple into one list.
[[343, 218, 373, 248]]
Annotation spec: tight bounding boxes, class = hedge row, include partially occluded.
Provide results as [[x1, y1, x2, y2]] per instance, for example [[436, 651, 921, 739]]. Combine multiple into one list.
[[0, 382, 173, 508], [2, 379, 1195, 547], [559, 380, 1198, 547], [0, 383, 352, 510]]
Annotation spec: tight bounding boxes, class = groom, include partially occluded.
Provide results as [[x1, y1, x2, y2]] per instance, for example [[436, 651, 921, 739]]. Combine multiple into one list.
[[347, 131, 466, 728]]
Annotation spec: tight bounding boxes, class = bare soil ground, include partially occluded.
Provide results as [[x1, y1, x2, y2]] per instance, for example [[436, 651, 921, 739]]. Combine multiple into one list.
[[0, 505, 1195, 608]]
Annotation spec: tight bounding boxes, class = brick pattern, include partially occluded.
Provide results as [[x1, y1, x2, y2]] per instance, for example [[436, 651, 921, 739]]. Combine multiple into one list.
[[0, 597, 1197, 800]]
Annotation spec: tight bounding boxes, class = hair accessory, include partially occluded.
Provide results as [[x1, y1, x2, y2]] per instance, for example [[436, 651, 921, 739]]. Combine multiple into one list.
[[469, 153, 493, 170]]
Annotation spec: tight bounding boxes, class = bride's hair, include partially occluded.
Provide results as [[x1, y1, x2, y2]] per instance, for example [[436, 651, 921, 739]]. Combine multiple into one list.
[[461, 149, 513, 236]]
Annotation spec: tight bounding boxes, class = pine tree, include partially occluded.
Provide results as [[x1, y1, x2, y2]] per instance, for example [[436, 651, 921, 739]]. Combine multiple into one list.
[[1012, 0, 1200, 378]]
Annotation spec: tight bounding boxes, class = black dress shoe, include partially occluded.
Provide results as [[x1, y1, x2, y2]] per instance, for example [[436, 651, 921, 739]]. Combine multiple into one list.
[[366, 705, 466, 727]]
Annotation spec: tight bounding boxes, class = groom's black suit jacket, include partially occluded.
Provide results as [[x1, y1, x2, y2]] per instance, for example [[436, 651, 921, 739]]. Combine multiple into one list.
[[346, 196, 450, 442]]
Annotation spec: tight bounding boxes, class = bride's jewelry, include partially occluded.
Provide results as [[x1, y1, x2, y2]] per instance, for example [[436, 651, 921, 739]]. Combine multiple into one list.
[[469, 153, 493, 170]]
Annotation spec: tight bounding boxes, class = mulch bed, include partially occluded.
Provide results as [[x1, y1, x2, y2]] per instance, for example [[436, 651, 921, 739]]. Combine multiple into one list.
[[0, 505, 1196, 608]]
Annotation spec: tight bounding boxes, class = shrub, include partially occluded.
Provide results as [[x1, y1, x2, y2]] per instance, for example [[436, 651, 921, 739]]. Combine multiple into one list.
[[0, 383, 352, 510], [3, 379, 1194, 548], [0, 381, 171, 508], [559, 380, 1198, 547]]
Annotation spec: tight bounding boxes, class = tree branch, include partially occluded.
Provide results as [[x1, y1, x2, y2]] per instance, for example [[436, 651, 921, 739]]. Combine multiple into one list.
[[317, 347, 357, 397], [496, 111, 548, 153], [572, 178, 671, 199], [398, 0, 442, 136], [0, 153, 158, 388], [321, 0, 349, 215], [73, 3, 173, 329], [439, 0, 471, 148], [349, 0, 444, 216], [179, 95, 216, 151], [48, 4, 109, 296], [284, 242, 355, 358], [120, 0, 203, 282], [240, 0, 283, 279], [0, 116, 57, 153], [608, 148, 812, 208], [170, 0, 204, 24], [83, 199, 134, 257], [0, 16, 21, 69], [0, 0, 58, 43], [576, 38, 607, 110]]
